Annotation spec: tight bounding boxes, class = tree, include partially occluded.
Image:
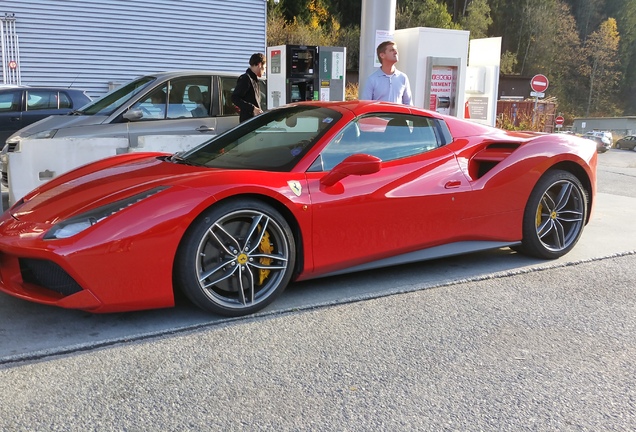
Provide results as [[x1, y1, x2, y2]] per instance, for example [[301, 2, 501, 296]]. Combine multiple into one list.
[[565, 0, 605, 44], [542, 2, 586, 116], [488, 0, 526, 55], [459, 0, 493, 39], [396, 0, 459, 29], [330, 1, 362, 28], [500, 51, 518, 75], [608, 0, 636, 113], [267, 0, 360, 70], [582, 18, 622, 116]]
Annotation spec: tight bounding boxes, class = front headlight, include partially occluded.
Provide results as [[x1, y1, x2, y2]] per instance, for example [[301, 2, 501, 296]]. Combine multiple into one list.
[[24, 129, 59, 140], [44, 187, 168, 239]]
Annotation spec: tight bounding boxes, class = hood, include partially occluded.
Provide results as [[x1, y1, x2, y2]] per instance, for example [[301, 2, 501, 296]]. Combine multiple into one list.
[[11, 154, 205, 223], [7, 114, 110, 140]]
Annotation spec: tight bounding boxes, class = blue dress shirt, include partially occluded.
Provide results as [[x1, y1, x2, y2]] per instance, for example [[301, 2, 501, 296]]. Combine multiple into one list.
[[361, 68, 413, 105]]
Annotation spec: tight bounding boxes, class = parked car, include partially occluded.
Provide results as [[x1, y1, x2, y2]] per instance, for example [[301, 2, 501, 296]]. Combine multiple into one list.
[[585, 135, 611, 153], [614, 135, 636, 151], [0, 86, 92, 145], [0, 100, 597, 316], [1, 70, 263, 188], [584, 130, 613, 146]]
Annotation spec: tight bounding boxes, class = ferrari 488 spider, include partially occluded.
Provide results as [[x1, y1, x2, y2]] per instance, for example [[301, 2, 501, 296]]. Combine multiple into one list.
[[0, 101, 597, 316]]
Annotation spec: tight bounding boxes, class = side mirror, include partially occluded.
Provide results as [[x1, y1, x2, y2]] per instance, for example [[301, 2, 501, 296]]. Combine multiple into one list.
[[123, 109, 144, 121], [320, 153, 382, 187]]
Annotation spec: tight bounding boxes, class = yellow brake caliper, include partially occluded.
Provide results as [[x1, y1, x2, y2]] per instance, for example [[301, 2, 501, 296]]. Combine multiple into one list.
[[258, 229, 273, 285], [536, 202, 543, 227]]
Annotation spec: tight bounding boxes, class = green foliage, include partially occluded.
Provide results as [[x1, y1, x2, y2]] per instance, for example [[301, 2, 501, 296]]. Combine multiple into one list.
[[497, 110, 544, 132], [608, 0, 636, 113], [266, 0, 360, 70], [582, 18, 622, 116], [500, 51, 518, 75], [460, 0, 493, 39], [267, 0, 636, 116], [396, 0, 460, 29]]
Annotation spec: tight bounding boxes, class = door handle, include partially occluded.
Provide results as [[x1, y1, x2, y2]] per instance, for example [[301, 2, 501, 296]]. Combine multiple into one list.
[[444, 180, 462, 189], [195, 125, 215, 132]]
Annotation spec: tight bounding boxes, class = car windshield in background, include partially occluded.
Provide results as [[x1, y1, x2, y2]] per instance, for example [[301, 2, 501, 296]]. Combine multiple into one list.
[[181, 106, 342, 171], [76, 76, 156, 116]]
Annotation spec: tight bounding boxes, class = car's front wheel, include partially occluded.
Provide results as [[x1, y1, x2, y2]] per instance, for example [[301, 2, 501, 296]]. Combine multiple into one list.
[[518, 170, 588, 259], [175, 199, 296, 316]]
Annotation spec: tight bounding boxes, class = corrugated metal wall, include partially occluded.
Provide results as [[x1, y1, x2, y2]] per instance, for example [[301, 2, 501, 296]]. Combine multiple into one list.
[[1, 0, 266, 98]]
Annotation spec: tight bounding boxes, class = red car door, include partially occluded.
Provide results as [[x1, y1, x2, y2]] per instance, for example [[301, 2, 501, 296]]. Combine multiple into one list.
[[305, 113, 472, 277]]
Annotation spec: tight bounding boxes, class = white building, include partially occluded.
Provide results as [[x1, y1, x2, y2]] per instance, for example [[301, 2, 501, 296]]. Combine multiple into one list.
[[1, 0, 267, 98]]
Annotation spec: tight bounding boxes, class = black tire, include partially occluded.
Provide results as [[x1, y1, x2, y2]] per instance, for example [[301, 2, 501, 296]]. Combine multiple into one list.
[[616, 142, 621, 149], [518, 170, 588, 259], [175, 199, 296, 316]]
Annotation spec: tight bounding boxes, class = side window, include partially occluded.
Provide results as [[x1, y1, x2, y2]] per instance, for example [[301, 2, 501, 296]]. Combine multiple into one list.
[[26, 90, 58, 110], [220, 76, 239, 116], [183, 84, 210, 118], [0, 91, 20, 112], [314, 114, 440, 171], [131, 85, 168, 120], [166, 76, 211, 119], [59, 92, 72, 109]]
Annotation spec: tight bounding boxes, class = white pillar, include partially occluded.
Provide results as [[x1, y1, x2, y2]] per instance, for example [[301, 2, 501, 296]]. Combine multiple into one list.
[[358, 0, 396, 99]]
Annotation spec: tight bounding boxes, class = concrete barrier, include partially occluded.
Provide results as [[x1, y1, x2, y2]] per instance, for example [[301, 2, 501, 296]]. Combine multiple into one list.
[[134, 134, 210, 153], [6, 134, 212, 207]]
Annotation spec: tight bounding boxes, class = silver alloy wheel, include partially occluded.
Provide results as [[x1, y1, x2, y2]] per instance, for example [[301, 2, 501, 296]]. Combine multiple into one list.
[[195, 209, 290, 310], [534, 179, 585, 252]]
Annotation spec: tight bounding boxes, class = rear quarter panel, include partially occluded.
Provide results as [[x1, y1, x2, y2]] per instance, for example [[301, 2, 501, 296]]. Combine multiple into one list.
[[446, 132, 596, 240]]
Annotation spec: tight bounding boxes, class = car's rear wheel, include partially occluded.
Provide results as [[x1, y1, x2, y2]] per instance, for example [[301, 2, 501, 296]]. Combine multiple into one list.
[[175, 199, 296, 316], [518, 170, 588, 259]]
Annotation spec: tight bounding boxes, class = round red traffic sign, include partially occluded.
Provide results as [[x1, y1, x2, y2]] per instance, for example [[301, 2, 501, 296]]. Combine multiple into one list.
[[530, 74, 549, 93], [8, 60, 17, 70], [555, 116, 564, 125]]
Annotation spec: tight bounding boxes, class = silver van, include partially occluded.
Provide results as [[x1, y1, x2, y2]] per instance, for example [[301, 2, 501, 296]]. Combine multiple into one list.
[[1, 70, 262, 187]]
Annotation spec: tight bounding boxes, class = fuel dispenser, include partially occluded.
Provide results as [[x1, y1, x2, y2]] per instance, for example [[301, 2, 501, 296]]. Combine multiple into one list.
[[267, 44, 346, 108], [393, 27, 469, 117]]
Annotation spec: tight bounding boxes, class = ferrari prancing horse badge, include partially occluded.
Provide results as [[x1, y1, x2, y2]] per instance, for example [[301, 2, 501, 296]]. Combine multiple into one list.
[[287, 180, 302, 197]]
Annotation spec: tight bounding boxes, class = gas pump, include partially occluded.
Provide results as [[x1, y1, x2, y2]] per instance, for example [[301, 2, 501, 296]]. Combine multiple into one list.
[[393, 27, 469, 117], [267, 44, 346, 108]]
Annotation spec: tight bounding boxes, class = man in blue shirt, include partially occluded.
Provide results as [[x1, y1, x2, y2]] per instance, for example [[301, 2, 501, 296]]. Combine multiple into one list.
[[361, 41, 412, 105]]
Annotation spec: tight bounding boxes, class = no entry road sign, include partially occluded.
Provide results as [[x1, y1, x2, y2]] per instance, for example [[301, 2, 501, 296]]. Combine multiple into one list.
[[530, 74, 549, 93]]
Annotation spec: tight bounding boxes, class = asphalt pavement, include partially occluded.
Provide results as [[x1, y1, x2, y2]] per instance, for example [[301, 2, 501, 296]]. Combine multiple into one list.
[[0, 149, 635, 430]]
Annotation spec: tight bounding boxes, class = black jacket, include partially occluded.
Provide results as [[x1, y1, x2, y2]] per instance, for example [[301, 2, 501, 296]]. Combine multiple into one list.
[[231, 68, 261, 122]]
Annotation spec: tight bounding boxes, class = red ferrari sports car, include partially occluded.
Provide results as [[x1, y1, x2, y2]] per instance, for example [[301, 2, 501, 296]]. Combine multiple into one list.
[[0, 101, 597, 316]]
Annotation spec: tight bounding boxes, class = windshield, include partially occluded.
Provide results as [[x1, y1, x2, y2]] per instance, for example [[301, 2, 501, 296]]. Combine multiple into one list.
[[181, 105, 342, 171], [76, 76, 156, 116]]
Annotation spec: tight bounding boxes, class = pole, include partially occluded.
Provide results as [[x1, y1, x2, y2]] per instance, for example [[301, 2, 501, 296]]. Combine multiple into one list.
[[359, 0, 396, 99]]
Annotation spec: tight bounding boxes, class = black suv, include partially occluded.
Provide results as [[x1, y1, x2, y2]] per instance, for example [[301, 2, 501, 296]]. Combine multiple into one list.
[[0, 86, 92, 144]]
